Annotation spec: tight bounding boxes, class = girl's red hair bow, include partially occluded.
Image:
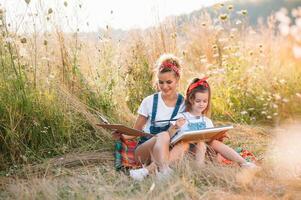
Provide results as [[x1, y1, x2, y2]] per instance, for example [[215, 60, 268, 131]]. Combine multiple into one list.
[[186, 77, 209, 97]]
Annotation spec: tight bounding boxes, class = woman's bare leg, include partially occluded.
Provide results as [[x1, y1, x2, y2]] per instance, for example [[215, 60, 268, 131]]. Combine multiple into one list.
[[209, 140, 246, 165], [135, 131, 171, 171], [152, 131, 171, 170]]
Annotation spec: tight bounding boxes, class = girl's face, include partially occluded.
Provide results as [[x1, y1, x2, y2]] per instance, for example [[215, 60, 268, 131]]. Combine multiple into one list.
[[190, 91, 209, 115], [157, 72, 179, 97]]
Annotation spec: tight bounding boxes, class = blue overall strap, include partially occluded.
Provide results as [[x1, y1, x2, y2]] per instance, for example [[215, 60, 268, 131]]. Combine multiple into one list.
[[170, 94, 183, 120], [151, 93, 159, 123]]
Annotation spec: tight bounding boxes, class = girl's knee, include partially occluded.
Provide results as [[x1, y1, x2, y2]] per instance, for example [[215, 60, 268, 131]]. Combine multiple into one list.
[[180, 142, 190, 150], [196, 142, 206, 150], [209, 140, 222, 147]]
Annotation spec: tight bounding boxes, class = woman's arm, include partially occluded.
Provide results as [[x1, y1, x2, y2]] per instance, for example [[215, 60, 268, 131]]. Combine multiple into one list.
[[120, 114, 148, 140], [133, 114, 148, 131]]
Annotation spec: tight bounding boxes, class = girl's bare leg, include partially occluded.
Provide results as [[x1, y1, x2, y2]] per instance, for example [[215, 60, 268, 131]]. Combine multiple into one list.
[[209, 140, 246, 165], [169, 141, 190, 164], [195, 141, 206, 167]]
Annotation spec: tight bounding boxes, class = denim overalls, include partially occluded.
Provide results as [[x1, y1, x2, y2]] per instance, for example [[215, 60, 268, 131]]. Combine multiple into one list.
[[137, 93, 183, 146], [186, 116, 206, 131]]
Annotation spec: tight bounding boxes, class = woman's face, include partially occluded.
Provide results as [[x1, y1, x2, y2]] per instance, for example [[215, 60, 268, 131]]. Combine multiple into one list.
[[157, 72, 179, 97]]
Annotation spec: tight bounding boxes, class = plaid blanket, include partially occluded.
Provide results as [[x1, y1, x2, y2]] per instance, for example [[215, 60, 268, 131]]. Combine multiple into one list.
[[115, 139, 141, 170]]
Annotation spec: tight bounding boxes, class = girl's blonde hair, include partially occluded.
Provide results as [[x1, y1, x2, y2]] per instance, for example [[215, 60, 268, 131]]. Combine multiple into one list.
[[185, 78, 211, 117], [155, 53, 181, 78]]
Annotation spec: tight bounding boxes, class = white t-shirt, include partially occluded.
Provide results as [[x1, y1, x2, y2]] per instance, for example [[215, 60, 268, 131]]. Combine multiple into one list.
[[172, 112, 214, 132], [137, 92, 185, 133]]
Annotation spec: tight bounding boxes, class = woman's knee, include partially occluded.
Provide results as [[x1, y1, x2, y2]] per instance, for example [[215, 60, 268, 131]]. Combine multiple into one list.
[[156, 131, 170, 144]]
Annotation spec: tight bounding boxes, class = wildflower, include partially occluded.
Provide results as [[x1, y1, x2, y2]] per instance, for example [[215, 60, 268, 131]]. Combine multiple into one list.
[[273, 113, 278, 116], [48, 8, 53, 15], [171, 33, 177, 39], [200, 58, 207, 64], [5, 37, 13, 44], [267, 115, 272, 119], [233, 52, 241, 57], [19, 47, 28, 57], [236, 20, 242, 25], [241, 111, 248, 115], [239, 10, 248, 16], [279, 79, 286, 85], [275, 9, 291, 24], [279, 23, 290, 36], [215, 25, 224, 32], [272, 104, 278, 108], [219, 14, 228, 21], [261, 111, 267, 115], [296, 93, 301, 98], [248, 108, 255, 111], [21, 155, 28, 162], [20, 37, 27, 44], [293, 45, 301, 59], [273, 94, 282, 100], [282, 98, 289, 103]]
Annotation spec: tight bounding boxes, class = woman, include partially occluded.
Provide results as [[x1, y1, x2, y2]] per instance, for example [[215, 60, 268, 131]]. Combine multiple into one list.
[[128, 54, 190, 181]]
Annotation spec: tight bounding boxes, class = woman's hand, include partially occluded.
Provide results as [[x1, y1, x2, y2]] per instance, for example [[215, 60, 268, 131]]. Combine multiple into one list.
[[112, 130, 123, 140]]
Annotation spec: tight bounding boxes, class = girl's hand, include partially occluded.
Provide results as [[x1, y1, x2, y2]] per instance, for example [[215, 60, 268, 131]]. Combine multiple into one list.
[[175, 117, 186, 129], [213, 131, 229, 142]]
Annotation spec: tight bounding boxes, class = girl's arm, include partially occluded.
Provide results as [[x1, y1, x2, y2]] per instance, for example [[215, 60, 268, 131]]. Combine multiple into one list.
[[168, 117, 186, 137]]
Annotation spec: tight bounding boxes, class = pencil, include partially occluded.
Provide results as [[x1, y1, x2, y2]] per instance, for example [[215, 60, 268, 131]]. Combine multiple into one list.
[[152, 118, 179, 123]]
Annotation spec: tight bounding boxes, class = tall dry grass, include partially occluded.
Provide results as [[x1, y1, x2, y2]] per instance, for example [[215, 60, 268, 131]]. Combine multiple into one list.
[[0, 1, 301, 198]]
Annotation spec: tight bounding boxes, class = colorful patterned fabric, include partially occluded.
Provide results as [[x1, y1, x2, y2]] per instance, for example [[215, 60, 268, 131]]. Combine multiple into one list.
[[114, 139, 141, 170]]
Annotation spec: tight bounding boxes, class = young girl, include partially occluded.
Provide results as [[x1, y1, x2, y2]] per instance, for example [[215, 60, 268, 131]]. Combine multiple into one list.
[[169, 77, 257, 167]]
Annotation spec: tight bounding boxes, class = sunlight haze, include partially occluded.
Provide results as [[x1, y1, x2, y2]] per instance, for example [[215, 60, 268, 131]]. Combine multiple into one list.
[[2, 0, 226, 32]]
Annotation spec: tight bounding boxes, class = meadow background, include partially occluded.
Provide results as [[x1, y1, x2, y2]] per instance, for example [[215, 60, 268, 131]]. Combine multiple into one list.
[[0, 0, 301, 199]]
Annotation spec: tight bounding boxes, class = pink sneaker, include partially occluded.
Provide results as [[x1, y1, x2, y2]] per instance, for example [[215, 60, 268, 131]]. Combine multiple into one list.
[[240, 162, 257, 169]]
